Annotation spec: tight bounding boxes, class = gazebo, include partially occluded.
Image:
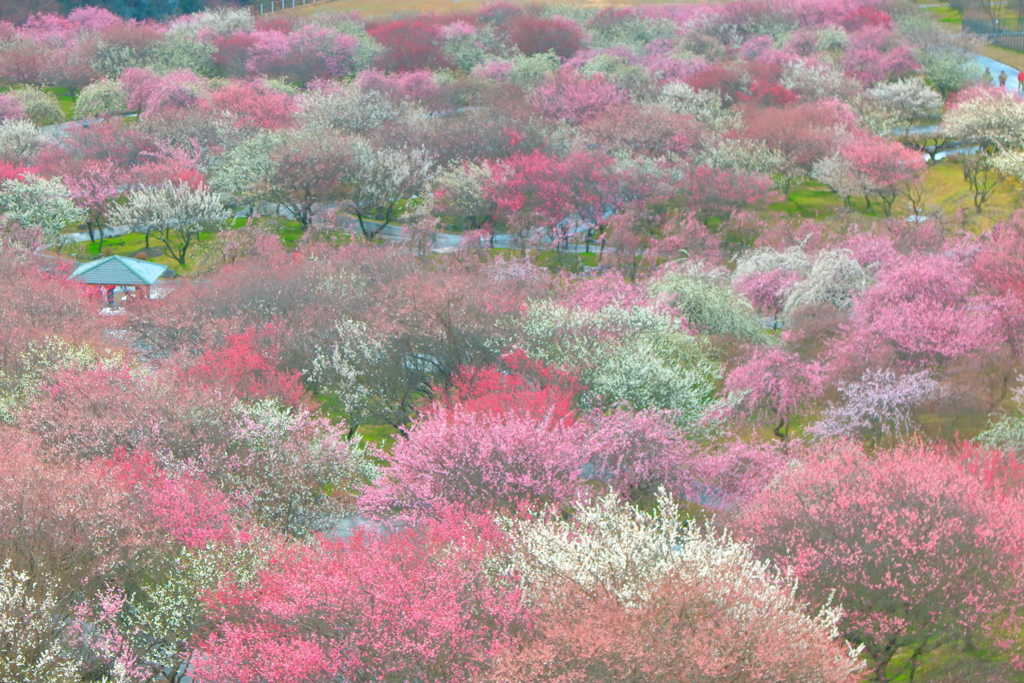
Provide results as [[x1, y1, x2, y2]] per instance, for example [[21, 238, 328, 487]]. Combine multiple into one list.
[[70, 255, 169, 305]]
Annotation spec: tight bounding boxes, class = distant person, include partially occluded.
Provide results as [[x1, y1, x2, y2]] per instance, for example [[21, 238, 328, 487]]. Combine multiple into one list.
[[984, 67, 993, 84], [999, 70, 1008, 88], [1019, 75, 1024, 93]]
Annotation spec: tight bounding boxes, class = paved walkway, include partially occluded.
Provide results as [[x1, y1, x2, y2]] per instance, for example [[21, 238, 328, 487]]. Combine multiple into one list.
[[973, 53, 1023, 91]]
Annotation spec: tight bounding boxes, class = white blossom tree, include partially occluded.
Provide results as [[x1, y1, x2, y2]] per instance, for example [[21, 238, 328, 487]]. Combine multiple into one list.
[[347, 144, 435, 239], [0, 562, 78, 683], [208, 132, 283, 216], [0, 119, 47, 165], [430, 161, 498, 231], [0, 174, 85, 247], [514, 300, 720, 427], [866, 77, 943, 137], [111, 182, 230, 265], [73, 79, 128, 120], [782, 249, 872, 321], [810, 369, 943, 443], [492, 492, 865, 683], [297, 86, 408, 134], [649, 263, 770, 342], [659, 81, 739, 133], [943, 90, 1024, 211]]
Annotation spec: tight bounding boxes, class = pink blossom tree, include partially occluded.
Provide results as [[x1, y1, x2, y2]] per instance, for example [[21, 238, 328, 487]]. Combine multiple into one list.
[[738, 442, 1024, 681], [841, 136, 926, 216], [724, 347, 825, 439], [194, 512, 529, 683], [530, 69, 628, 124], [834, 254, 1007, 371], [360, 404, 697, 518], [209, 80, 296, 130], [247, 25, 359, 83], [60, 158, 122, 248]]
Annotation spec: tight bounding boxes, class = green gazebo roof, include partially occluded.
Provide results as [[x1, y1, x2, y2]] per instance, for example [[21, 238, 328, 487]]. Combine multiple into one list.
[[70, 255, 169, 286]]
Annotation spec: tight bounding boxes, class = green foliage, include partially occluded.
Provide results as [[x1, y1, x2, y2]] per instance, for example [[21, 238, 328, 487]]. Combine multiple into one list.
[[73, 79, 128, 119], [508, 52, 561, 89], [146, 34, 218, 77], [12, 87, 65, 126], [513, 300, 721, 426], [650, 265, 771, 343]]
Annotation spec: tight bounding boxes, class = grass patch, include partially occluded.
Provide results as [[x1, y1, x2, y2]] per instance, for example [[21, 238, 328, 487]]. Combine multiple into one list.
[[276, 221, 305, 248], [883, 641, 1024, 682], [922, 3, 962, 26], [43, 86, 76, 118], [979, 44, 1024, 71], [535, 249, 599, 272], [63, 230, 219, 272], [356, 424, 401, 450], [768, 181, 847, 218], [921, 159, 1021, 229]]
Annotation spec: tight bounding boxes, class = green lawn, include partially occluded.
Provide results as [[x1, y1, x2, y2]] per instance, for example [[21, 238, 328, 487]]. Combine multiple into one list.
[[43, 86, 76, 118], [535, 250, 600, 272], [356, 424, 401, 451], [768, 181, 847, 218], [64, 230, 220, 271], [923, 3, 962, 26], [921, 159, 1022, 229], [276, 221, 305, 248]]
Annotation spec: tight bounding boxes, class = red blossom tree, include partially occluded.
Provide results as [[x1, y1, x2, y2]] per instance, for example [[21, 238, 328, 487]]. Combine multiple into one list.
[[368, 17, 455, 72], [185, 325, 309, 409], [209, 80, 296, 130], [439, 349, 581, 423]]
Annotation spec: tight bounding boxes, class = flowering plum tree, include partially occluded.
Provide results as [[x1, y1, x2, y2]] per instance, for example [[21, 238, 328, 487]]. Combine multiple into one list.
[[943, 89, 1024, 212], [530, 70, 627, 124], [198, 399, 370, 537], [184, 325, 308, 408], [725, 347, 825, 439], [512, 298, 720, 425], [0, 174, 85, 245], [246, 25, 359, 83], [209, 80, 296, 130], [346, 143, 435, 238], [194, 512, 529, 683], [835, 254, 1005, 370], [430, 160, 498, 230], [0, 561, 79, 683], [739, 443, 1024, 681], [810, 368, 943, 443], [505, 14, 583, 58], [491, 491, 864, 683], [813, 136, 925, 215], [111, 181, 229, 264]]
